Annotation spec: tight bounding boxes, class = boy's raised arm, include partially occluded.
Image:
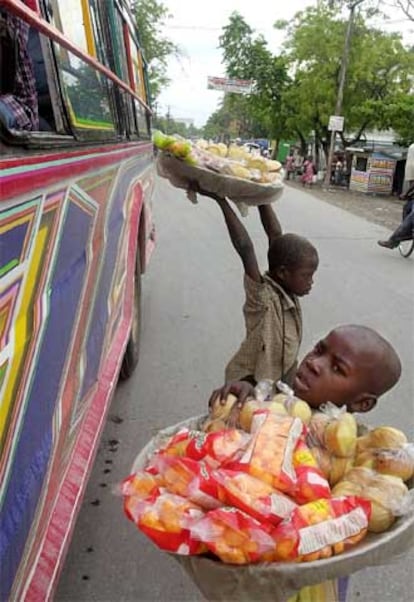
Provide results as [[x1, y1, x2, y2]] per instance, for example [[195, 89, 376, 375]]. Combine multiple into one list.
[[258, 204, 282, 243], [194, 185, 261, 282]]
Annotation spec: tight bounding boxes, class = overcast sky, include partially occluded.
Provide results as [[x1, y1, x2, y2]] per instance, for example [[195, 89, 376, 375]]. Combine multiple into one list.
[[156, 0, 413, 127]]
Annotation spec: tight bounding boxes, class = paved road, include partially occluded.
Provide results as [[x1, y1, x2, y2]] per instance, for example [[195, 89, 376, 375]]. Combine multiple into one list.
[[56, 178, 414, 602]]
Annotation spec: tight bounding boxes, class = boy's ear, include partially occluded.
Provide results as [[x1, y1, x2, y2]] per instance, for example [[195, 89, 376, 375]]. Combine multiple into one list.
[[348, 393, 377, 413]]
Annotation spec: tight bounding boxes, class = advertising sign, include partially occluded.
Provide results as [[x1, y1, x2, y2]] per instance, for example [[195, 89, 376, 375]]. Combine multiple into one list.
[[207, 76, 254, 94]]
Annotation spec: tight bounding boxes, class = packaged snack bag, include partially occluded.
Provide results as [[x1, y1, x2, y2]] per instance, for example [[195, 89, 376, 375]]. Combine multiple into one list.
[[190, 507, 276, 564], [158, 427, 251, 467], [212, 468, 297, 525], [230, 411, 303, 492], [125, 490, 206, 555], [270, 496, 371, 562], [121, 471, 163, 501], [153, 455, 222, 509], [293, 439, 331, 504]]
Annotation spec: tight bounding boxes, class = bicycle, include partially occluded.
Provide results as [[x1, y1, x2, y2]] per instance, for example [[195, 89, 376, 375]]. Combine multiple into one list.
[[398, 238, 414, 258]]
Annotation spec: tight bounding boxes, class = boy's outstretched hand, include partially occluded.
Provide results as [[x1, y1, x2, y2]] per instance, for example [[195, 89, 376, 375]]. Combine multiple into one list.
[[208, 380, 255, 409]]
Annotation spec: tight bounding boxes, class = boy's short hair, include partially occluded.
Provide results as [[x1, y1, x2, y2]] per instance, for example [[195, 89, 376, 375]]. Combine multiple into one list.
[[268, 233, 318, 270]]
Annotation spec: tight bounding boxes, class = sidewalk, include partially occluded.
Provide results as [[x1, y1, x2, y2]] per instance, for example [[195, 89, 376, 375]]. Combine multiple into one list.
[[286, 180, 404, 232]]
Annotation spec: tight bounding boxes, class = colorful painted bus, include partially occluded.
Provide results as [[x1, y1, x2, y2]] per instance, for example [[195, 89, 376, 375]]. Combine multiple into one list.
[[0, 0, 155, 598]]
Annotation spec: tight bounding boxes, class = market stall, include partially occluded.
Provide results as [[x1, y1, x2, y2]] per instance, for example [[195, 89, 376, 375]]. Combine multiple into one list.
[[348, 149, 397, 194]]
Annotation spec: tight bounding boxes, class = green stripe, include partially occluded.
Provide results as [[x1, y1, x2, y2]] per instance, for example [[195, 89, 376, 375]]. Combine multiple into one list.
[[0, 258, 19, 277], [74, 117, 114, 129]]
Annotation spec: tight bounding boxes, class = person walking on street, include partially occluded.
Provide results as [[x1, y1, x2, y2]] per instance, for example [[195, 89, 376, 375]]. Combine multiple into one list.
[[301, 156, 315, 187]]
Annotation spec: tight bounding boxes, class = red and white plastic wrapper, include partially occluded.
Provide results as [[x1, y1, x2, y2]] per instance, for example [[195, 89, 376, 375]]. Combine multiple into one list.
[[156, 427, 251, 468], [152, 454, 222, 510], [130, 415, 414, 602], [156, 152, 284, 217], [293, 439, 331, 504], [212, 468, 297, 525], [124, 489, 207, 555], [190, 507, 276, 565], [229, 411, 304, 493], [269, 496, 371, 563], [121, 471, 164, 518]]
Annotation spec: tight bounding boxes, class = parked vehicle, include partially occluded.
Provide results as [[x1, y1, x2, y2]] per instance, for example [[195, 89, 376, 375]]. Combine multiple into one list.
[[0, 1, 155, 598]]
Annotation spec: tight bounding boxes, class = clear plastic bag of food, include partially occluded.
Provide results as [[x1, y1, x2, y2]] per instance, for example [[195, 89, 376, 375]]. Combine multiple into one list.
[[152, 454, 222, 510], [307, 402, 357, 459], [269, 496, 371, 562], [292, 439, 331, 504], [229, 412, 304, 493], [190, 506, 276, 564], [212, 468, 297, 525], [332, 466, 413, 533], [157, 427, 251, 467], [125, 490, 207, 555]]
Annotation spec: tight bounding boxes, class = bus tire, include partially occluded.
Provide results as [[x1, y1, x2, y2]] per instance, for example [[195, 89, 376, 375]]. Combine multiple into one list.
[[120, 251, 142, 380]]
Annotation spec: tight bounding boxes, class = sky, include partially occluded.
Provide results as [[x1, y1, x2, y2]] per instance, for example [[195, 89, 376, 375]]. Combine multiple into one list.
[[156, 0, 414, 127]]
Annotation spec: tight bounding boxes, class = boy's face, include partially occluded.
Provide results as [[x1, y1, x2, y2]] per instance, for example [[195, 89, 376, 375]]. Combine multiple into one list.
[[278, 256, 318, 297], [293, 329, 374, 410]]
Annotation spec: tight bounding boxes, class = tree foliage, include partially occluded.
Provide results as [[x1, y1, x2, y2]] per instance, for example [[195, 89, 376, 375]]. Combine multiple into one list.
[[202, 12, 290, 150], [131, 0, 179, 103], [277, 5, 414, 154]]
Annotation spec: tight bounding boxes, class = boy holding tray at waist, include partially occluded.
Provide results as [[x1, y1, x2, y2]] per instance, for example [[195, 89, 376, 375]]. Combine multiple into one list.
[[194, 185, 319, 388], [209, 324, 402, 602]]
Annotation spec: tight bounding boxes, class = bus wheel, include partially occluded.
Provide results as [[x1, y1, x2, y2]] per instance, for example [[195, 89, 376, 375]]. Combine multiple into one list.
[[120, 253, 142, 380]]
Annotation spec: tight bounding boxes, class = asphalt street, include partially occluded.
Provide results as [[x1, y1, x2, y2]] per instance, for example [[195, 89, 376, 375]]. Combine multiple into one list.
[[56, 177, 414, 602]]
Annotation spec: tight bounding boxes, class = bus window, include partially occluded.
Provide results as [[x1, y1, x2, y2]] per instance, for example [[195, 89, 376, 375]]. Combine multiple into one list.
[[104, 1, 139, 139], [49, 0, 116, 138]]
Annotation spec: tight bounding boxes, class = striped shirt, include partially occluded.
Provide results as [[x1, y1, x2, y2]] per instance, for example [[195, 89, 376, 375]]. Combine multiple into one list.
[[0, 11, 39, 130], [225, 273, 302, 386]]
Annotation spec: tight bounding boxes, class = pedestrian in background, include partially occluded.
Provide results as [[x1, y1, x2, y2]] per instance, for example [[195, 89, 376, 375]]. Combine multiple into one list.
[[301, 156, 315, 187]]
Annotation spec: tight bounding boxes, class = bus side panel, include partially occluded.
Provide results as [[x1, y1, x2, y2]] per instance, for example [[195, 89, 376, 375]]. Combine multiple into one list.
[[0, 147, 154, 600]]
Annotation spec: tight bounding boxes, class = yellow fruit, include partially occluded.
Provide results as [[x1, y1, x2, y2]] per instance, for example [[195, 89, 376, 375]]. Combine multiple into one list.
[[266, 401, 289, 416], [329, 456, 354, 486], [168, 140, 192, 158], [332, 481, 362, 497], [265, 159, 282, 172], [288, 399, 312, 425], [209, 393, 238, 422], [324, 413, 357, 458], [356, 426, 407, 453], [238, 400, 263, 432], [369, 501, 395, 533], [224, 164, 252, 179], [246, 156, 267, 171], [308, 412, 330, 447], [373, 447, 414, 482], [310, 446, 332, 478], [202, 418, 227, 433]]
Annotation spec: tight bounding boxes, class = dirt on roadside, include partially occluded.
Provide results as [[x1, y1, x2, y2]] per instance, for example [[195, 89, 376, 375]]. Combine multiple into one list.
[[286, 180, 404, 233]]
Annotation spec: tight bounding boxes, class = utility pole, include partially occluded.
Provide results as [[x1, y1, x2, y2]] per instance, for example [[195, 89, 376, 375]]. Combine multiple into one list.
[[166, 105, 171, 134], [324, 0, 364, 188]]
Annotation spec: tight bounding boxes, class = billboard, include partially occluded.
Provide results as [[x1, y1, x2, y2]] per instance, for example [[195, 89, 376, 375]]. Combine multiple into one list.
[[207, 76, 254, 94]]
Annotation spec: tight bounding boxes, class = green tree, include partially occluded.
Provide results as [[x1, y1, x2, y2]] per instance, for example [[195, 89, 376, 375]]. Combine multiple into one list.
[[131, 0, 179, 103], [217, 12, 291, 154], [278, 6, 414, 159]]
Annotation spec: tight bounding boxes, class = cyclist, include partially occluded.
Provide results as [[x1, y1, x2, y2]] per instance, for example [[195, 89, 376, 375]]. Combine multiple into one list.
[[377, 183, 414, 249]]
